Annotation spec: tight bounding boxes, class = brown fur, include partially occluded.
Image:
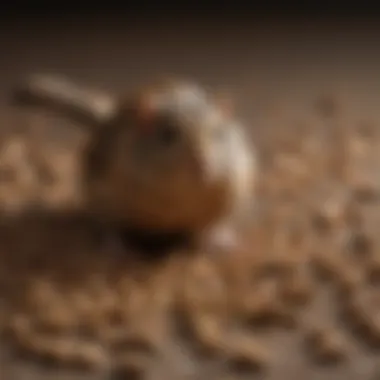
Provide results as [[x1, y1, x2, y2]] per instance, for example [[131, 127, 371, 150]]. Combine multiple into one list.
[[10, 75, 256, 239]]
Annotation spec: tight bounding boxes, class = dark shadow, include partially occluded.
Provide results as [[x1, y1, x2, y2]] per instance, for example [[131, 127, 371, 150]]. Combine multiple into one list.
[[0, 207, 198, 310]]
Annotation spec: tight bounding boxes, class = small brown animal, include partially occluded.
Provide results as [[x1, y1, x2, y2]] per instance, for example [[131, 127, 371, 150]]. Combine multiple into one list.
[[11, 74, 258, 252]]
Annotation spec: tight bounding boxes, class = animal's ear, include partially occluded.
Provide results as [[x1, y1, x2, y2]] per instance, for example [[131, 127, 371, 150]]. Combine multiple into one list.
[[213, 91, 235, 119], [134, 91, 156, 125], [114, 89, 158, 133]]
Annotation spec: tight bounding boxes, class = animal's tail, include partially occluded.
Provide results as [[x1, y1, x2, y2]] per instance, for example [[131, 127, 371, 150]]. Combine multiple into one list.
[[10, 73, 116, 128]]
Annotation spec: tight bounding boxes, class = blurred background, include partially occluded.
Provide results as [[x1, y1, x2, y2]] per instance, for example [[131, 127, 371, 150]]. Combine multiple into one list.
[[2, 5, 380, 133], [1, 4, 380, 380]]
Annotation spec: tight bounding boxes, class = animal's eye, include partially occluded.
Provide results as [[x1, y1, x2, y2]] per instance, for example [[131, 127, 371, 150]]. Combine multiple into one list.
[[155, 118, 180, 146]]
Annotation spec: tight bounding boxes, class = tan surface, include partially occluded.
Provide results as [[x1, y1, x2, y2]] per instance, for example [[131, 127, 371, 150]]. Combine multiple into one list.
[[1, 16, 380, 380]]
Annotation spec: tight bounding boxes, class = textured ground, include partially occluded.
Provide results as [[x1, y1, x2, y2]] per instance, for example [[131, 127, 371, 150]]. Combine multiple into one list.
[[2, 16, 380, 380]]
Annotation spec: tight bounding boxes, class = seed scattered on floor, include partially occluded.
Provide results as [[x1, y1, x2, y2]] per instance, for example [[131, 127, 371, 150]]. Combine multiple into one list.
[[365, 257, 380, 285], [347, 231, 373, 261], [190, 313, 227, 358], [225, 337, 269, 374], [339, 291, 380, 350], [334, 264, 364, 300], [280, 269, 315, 307], [107, 329, 158, 356], [111, 353, 148, 380], [303, 326, 350, 365]]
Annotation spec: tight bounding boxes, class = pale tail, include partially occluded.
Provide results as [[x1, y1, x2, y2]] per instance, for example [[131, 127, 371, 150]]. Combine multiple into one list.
[[10, 73, 116, 128]]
